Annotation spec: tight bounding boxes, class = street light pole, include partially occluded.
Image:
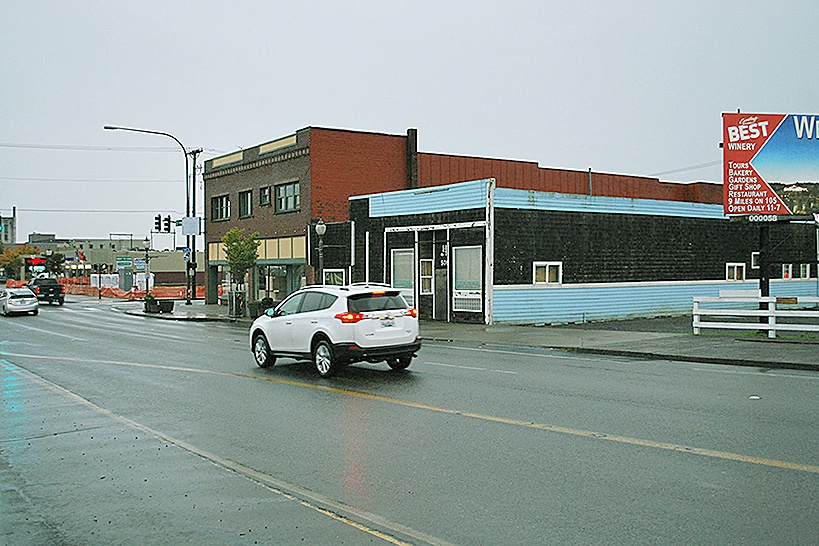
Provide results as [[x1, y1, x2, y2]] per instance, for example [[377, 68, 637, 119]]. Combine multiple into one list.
[[104, 125, 192, 304], [315, 219, 326, 285], [188, 148, 202, 304]]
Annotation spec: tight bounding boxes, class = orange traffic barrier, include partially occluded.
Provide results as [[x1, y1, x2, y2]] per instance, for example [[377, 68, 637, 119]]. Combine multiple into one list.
[[4, 279, 215, 300]]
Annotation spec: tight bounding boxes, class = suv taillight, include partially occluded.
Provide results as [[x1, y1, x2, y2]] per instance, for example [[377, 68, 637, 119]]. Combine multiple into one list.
[[335, 312, 365, 324]]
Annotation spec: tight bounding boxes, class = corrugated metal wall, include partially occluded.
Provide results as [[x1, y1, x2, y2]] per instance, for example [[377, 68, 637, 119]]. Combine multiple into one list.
[[493, 280, 819, 324], [494, 188, 726, 219], [362, 179, 491, 217]]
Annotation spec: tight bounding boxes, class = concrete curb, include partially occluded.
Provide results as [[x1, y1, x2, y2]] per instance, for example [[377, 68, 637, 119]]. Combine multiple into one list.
[[559, 347, 819, 372], [123, 310, 245, 323]]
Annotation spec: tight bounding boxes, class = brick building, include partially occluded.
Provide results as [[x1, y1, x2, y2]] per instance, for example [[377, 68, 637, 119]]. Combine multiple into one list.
[[204, 125, 792, 319], [203, 126, 418, 302]]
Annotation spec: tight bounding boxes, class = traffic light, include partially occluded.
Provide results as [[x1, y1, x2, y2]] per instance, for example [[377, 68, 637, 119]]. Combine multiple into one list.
[[154, 214, 162, 232], [163, 215, 171, 233]]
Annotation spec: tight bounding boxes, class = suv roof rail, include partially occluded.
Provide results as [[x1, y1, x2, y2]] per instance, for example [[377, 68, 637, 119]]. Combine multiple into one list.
[[349, 282, 392, 288]]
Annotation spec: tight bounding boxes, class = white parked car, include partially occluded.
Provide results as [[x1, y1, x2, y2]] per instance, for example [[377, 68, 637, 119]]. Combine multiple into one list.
[[250, 284, 421, 377], [0, 287, 40, 316]]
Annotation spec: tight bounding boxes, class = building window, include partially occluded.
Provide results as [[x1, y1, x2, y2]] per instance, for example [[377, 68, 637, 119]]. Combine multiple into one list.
[[533, 261, 563, 284], [391, 248, 415, 306], [323, 269, 345, 286], [239, 190, 253, 218], [260, 186, 271, 206], [275, 181, 300, 213], [420, 259, 433, 295], [453, 246, 482, 312], [726, 263, 745, 281], [800, 264, 812, 279], [782, 263, 793, 279], [211, 195, 230, 221]]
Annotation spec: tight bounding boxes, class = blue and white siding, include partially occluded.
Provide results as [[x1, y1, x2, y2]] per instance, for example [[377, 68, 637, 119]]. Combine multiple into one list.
[[353, 179, 817, 325], [493, 279, 818, 324]]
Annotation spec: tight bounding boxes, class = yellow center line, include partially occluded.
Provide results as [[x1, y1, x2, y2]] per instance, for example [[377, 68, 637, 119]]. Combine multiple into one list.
[[6, 352, 819, 474]]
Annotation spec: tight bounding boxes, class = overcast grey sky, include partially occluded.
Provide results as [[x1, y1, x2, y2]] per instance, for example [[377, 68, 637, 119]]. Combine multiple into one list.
[[2, 1, 817, 246]]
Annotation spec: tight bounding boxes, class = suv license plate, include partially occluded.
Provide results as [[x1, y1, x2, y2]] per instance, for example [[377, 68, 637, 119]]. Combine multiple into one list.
[[380, 317, 395, 328]]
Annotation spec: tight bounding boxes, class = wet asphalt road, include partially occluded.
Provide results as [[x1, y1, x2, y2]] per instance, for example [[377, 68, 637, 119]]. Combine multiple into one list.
[[2, 299, 818, 545]]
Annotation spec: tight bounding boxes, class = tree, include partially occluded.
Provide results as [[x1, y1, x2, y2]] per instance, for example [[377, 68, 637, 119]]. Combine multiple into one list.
[[221, 228, 260, 285], [0, 244, 41, 279], [47, 252, 65, 275]]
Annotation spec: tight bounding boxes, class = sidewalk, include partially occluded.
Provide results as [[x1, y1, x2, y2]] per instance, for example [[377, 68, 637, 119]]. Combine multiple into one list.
[[118, 300, 819, 372]]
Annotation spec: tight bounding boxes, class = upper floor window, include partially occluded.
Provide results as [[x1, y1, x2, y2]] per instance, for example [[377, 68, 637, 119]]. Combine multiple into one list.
[[211, 195, 230, 221], [260, 186, 271, 206], [239, 190, 253, 218], [276, 181, 300, 213]]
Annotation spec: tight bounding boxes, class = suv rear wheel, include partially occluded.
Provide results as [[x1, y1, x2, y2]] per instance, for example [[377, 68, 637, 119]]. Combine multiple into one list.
[[387, 355, 412, 371], [313, 339, 335, 378], [253, 333, 276, 368]]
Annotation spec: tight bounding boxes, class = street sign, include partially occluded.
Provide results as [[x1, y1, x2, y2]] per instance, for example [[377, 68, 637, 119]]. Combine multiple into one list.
[[116, 256, 133, 270], [722, 113, 819, 216], [134, 258, 146, 271], [182, 247, 191, 262], [181, 217, 200, 236]]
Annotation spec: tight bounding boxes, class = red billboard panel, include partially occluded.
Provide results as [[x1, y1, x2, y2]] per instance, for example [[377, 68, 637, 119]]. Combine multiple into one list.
[[722, 113, 791, 216]]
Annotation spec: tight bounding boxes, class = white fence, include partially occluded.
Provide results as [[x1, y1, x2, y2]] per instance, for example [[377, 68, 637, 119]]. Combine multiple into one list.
[[693, 290, 819, 338]]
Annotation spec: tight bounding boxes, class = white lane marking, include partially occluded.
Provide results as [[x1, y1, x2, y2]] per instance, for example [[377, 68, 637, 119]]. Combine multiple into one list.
[[423, 361, 518, 375], [0, 321, 86, 341]]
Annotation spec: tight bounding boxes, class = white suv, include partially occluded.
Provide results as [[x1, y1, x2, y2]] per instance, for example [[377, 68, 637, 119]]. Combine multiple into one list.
[[249, 284, 421, 377]]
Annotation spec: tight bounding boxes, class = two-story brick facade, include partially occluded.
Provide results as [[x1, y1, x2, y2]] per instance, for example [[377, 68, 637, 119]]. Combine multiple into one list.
[[203, 126, 418, 303]]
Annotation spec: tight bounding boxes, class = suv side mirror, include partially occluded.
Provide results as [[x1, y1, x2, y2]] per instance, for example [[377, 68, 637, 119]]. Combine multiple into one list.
[[266, 307, 278, 318]]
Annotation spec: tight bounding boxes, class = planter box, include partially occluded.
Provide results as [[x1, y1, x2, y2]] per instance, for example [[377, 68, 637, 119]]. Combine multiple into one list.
[[158, 300, 175, 314], [144, 300, 160, 313]]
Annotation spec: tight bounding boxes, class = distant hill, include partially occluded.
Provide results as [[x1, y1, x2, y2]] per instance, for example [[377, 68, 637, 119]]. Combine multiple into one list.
[[770, 182, 819, 214]]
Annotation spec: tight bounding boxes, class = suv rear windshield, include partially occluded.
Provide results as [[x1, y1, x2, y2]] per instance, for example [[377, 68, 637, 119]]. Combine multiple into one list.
[[348, 292, 407, 312]]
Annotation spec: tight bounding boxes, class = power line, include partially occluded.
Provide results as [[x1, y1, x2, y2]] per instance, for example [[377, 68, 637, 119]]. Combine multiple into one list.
[[0, 143, 226, 154], [0, 143, 177, 152], [1, 176, 180, 183], [11, 208, 187, 214], [649, 160, 722, 177]]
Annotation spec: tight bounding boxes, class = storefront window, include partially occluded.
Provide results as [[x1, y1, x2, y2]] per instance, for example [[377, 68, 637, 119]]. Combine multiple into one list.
[[391, 249, 415, 306], [453, 246, 482, 312]]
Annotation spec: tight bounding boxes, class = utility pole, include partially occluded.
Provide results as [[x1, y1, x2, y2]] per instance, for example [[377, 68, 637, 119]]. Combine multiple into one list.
[[187, 148, 203, 304]]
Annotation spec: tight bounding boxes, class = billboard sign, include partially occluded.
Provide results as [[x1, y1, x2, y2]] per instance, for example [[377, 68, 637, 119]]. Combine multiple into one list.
[[722, 113, 819, 216]]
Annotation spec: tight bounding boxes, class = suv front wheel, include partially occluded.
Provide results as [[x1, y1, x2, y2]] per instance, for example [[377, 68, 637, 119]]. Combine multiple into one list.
[[313, 339, 335, 378], [252, 333, 276, 368]]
